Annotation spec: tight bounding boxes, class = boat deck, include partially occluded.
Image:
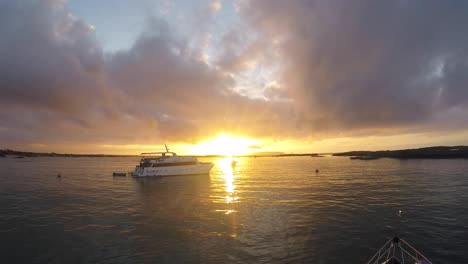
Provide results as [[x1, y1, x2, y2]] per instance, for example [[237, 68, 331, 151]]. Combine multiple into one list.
[[367, 237, 432, 264]]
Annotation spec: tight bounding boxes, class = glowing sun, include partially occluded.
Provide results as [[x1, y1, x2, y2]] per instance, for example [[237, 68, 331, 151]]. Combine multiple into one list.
[[191, 134, 258, 156]]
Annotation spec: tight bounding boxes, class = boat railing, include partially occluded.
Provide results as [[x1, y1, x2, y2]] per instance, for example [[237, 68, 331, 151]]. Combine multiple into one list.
[[141, 152, 176, 156], [366, 237, 432, 264], [367, 239, 392, 264], [398, 239, 432, 264]]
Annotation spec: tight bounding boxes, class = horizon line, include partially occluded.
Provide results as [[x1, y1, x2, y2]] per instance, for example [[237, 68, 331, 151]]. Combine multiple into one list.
[[2, 145, 467, 157]]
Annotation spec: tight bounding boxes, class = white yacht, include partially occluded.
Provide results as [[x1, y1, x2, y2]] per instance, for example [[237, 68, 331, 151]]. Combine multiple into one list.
[[132, 145, 214, 177]]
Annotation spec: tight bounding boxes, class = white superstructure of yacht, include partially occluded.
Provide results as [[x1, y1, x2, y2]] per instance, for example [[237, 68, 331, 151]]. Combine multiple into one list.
[[133, 145, 213, 177]]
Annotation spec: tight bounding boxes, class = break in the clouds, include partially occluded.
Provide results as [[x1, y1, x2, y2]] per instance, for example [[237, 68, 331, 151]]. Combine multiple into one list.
[[0, 0, 290, 150], [1, 0, 468, 152], [238, 0, 468, 132]]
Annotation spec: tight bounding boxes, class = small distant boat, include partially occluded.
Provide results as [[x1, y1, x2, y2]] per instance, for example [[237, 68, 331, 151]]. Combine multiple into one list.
[[112, 172, 127, 177], [367, 237, 432, 264], [132, 145, 214, 177]]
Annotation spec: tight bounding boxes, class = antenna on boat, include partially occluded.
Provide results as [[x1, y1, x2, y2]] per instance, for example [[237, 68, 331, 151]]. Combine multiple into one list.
[[165, 144, 170, 152]]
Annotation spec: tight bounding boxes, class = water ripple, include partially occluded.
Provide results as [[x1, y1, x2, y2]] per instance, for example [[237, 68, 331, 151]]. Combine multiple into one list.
[[0, 156, 467, 263]]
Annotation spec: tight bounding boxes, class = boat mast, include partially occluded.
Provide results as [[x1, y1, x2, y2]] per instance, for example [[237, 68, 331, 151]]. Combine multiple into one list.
[[165, 144, 170, 152]]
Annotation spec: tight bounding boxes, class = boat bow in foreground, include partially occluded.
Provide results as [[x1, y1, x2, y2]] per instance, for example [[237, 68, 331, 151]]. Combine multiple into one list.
[[367, 237, 432, 264]]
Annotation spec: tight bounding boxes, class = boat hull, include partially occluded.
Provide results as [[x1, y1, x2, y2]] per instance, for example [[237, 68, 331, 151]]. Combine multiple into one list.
[[133, 162, 213, 177]]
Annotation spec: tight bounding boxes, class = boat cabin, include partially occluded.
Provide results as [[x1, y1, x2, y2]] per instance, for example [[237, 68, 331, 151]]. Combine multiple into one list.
[[138, 152, 197, 167], [141, 152, 177, 159]]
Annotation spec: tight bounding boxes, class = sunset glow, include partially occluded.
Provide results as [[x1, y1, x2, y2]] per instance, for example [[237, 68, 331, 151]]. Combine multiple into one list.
[[2, 2, 467, 263], [190, 134, 258, 156], [1, 0, 468, 154]]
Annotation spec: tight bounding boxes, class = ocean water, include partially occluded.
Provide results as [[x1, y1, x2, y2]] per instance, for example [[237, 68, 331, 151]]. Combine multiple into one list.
[[0, 156, 467, 263]]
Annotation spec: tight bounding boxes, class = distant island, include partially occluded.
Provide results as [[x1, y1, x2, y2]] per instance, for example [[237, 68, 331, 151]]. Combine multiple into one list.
[[0, 149, 324, 158], [333, 146, 468, 160], [2, 146, 468, 159], [0, 149, 137, 158]]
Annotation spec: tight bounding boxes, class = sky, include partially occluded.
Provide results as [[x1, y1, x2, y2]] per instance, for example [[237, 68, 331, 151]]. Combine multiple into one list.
[[1, 0, 468, 155]]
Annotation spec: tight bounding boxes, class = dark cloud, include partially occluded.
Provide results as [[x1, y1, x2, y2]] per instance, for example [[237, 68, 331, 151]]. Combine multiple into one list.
[[0, 1, 107, 109], [239, 0, 468, 132], [0, 0, 289, 149], [1, 0, 468, 152]]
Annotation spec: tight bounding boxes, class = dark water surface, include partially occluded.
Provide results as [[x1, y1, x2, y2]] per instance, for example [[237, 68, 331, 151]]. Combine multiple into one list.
[[1, 156, 467, 263]]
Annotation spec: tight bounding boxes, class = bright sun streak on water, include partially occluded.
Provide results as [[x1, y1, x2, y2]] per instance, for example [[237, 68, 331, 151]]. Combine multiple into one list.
[[218, 157, 239, 214], [219, 158, 235, 194]]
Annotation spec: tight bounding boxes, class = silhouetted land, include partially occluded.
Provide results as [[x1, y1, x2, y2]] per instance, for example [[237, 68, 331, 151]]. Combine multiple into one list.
[[277, 153, 324, 157], [0, 149, 136, 158], [334, 146, 468, 159], [3, 146, 468, 159], [0, 149, 325, 158]]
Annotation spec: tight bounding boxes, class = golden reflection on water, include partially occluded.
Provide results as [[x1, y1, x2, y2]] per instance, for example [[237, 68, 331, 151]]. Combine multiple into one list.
[[217, 157, 239, 213]]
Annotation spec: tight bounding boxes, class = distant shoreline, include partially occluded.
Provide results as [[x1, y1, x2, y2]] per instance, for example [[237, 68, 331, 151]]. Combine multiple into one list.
[[0, 149, 323, 158], [1, 146, 468, 159], [0, 149, 137, 158], [333, 146, 468, 160]]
